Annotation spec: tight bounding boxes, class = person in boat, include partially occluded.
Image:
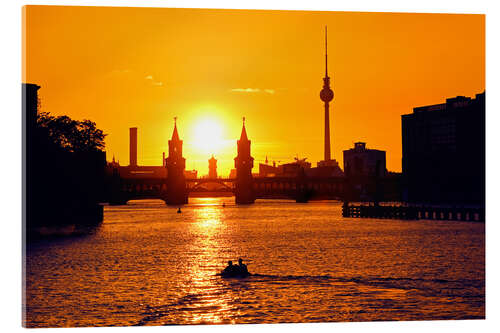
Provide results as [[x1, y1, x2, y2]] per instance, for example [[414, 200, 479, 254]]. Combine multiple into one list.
[[237, 258, 248, 275], [221, 259, 250, 277], [222, 260, 237, 275]]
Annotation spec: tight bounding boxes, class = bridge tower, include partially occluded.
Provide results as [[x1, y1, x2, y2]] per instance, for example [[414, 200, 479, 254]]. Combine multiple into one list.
[[164, 118, 188, 205], [234, 118, 255, 204], [208, 155, 218, 179]]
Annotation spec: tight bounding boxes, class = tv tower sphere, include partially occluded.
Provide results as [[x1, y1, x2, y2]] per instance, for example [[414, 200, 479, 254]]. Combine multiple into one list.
[[320, 84, 334, 102]]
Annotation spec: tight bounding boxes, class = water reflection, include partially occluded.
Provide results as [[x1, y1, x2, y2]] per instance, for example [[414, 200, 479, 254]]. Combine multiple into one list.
[[194, 201, 223, 230], [183, 198, 235, 324], [191, 197, 228, 207], [25, 199, 484, 327]]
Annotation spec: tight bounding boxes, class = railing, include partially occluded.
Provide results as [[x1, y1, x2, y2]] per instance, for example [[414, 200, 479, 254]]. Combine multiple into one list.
[[342, 203, 485, 222]]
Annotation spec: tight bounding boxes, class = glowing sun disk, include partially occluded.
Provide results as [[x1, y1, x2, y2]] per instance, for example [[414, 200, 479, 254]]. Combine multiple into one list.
[[192, 119, 224, 154]]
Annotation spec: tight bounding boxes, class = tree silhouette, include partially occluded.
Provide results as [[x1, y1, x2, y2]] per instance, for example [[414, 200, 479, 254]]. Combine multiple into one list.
[[37, 112, 106, 152]]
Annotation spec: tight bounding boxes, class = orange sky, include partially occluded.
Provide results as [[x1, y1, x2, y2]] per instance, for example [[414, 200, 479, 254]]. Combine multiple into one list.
[[23, 6, 484, 176]]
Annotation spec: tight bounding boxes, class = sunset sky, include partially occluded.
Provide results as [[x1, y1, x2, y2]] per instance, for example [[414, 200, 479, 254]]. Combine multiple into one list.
[[23, 6, 484, 176]]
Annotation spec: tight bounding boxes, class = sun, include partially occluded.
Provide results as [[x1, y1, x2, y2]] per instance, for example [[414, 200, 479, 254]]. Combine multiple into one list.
[[192, 118, 224, 154]]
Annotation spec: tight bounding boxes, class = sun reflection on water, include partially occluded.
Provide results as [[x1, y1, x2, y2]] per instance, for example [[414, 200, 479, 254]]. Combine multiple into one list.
[[182, 198, 237, 324]]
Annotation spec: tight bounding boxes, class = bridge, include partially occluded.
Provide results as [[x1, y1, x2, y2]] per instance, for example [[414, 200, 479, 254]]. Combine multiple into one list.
[[106, 175, 348, 205], [106, 119, 399, 205]]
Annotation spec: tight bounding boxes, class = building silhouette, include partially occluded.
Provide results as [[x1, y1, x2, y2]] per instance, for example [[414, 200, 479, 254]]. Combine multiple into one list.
[[258, 157, 312, 177], [344, 142, 386, 178], [107, 127, 198, 181], [208, 155, 217, 179], [402, 92, 485, 204], [25, 83, 40, 234], [234, 118, 255, 204], [258, 161, 278, 177], [343, 142, 388, 202]]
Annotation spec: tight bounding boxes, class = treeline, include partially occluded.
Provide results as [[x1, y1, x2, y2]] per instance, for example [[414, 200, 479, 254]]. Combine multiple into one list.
[[27, 104, 107, 237], [36, 112, 106, 153]]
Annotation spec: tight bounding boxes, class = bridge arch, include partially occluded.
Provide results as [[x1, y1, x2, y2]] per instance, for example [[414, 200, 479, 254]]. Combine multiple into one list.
[[186, 178, 235, 192]]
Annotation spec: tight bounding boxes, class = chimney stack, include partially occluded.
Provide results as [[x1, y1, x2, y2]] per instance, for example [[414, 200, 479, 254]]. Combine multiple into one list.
[[129, 127, 137, 167]]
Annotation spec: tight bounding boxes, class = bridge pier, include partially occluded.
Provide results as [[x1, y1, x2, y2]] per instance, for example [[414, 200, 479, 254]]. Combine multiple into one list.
[[163, 175, 188, 205], [295, 186, 310, 203], [108, 196, 129, 206], [294, 169, 311, 203], [295, 196, 309, 203], [106, 168, 130, 205], [235, 175, 255, 204]]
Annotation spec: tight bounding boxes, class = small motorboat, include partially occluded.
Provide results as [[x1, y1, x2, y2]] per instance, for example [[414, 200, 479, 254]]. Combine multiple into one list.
[[220, 270, 251, 278], [220, 259, 251, 278]]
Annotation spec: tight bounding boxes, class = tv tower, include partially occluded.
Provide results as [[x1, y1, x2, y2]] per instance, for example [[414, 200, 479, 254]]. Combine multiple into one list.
[[319, 26, 334, 162]]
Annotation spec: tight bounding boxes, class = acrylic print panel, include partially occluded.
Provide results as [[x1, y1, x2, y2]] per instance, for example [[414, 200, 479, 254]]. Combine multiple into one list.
[[23, 5, 485, 328]]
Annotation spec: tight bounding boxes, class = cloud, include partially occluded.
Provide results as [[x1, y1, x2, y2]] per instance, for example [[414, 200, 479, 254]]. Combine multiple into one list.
[[144, 74, 163, 87], [231, 88, 260, 93], [230, 88, 275, 94]]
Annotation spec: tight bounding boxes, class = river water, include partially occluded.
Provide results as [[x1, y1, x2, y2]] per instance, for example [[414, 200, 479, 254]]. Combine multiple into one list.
[[24, 198, 485, 327]]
